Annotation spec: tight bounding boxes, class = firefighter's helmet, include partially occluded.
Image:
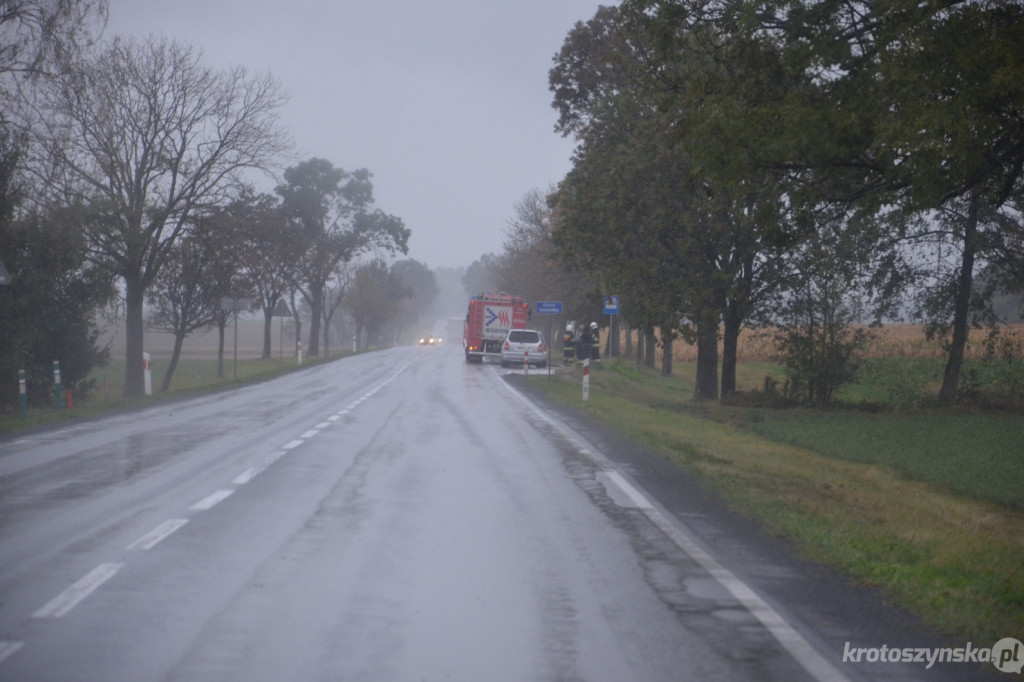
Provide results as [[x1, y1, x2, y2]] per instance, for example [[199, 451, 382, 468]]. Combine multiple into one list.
[[590, 322, 598, 330]]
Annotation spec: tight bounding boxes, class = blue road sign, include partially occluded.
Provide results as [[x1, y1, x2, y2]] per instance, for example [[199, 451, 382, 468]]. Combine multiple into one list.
[[536, 301, 563, 315], [603, 296, 620, 315]]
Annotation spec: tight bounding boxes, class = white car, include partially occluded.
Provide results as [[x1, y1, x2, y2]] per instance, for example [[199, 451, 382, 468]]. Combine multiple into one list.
[[500, 329, 548, 368]]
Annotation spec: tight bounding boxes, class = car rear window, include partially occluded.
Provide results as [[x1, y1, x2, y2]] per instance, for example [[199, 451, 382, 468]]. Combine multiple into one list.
[[508, 331, 541, 343]]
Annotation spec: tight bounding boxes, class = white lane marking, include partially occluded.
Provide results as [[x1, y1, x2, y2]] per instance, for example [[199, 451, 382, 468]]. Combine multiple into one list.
[[233, 467, 257, 485], [500, 377, 849, 682], [603, 471, 654, 510], [316, 422, 331, 429], [33, 563, 124, 618], [282, 439, 305, 450], [127, 519, 189, 550], [327, 415, 340, 422], [189, 489, 234, 511], [300, 429, 320, 439], [0, 641, 24, 664]]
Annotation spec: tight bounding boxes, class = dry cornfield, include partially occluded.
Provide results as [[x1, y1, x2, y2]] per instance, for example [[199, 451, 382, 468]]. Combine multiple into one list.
[[606, 324, 1024, 364]]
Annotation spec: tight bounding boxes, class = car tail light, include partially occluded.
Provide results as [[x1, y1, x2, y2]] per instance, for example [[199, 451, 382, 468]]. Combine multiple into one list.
[[504, 341, 510, 350], [538, 343, 546, 352]]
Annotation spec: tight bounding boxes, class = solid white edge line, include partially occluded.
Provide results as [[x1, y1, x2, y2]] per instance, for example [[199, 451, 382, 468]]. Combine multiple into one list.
[[0, 640, 24, 664], [498, 375, 850, 682], [189, 489, 234, 511], [33, 563, 124, 619], [127, 519, 189, 551]]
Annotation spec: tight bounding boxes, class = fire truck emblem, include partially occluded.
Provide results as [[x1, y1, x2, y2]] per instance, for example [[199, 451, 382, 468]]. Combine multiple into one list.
[[484, 307, 511, 328]]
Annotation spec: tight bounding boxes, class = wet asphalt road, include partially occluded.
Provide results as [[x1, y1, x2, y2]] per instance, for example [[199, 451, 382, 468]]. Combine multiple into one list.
[[0, 345, 999, 681]]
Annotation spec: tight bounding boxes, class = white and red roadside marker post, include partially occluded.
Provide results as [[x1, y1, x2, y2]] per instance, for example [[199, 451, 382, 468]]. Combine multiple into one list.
[[52, 360, 62, 409], [143, 352, 152, 396], [582, 358, 590, 401], [18, 369, 26, 419]]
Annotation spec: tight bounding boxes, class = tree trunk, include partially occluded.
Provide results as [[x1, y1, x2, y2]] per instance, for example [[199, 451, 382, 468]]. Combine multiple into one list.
[[939, 195, 979, 403], [161, 332, 186, 392], [694, 307, 719, 401], [644, 325, 656, 368], [261, 306, 274, 359], [123, 275, 145, 397], [661, 328, 673, 376], [322, 309, 332, 357], [217, 317, 227, 378], [307, 288, 322, 356], [721, 303, 742, 398], [623, 321, 633, 359], [290, 292, 302, 357]]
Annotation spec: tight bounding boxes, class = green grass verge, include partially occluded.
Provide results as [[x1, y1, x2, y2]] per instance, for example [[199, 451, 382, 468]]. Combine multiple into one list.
[[528, 361, 1024, 644]]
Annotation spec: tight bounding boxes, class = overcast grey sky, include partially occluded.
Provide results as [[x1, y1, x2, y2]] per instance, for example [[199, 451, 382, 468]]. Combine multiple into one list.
[[105, 1, 604, 271]]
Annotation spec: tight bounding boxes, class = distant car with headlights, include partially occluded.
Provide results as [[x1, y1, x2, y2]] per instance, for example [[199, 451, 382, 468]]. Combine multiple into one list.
[[500, 329, 547, 368], [419, 336, 436, 345]]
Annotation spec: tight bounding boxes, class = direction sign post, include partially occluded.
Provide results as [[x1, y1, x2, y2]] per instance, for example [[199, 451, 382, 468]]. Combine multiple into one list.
[[603, 296, 620, 358], [535, 302, 563, 378]]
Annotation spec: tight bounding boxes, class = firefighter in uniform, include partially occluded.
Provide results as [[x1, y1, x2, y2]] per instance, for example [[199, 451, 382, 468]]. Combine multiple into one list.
[[575, 323, 590, 366], [562, 323, 575, 365], [589, 321, 601, 362]]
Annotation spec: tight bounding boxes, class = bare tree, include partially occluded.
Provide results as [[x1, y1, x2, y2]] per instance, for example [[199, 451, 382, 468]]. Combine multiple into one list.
[[30, 35, 291, 395], [0, 0, 107, 80]]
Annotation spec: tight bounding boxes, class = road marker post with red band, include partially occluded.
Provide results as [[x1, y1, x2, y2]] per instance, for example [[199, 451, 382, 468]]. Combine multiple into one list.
[[143, 352, 152, 396], [582, 358, 590, 401]]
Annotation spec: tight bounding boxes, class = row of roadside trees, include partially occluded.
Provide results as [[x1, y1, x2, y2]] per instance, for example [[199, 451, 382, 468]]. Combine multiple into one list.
[[0, 1, 422, 409], [540, 0, 1024, 405], [466, 1, 1023, 407]]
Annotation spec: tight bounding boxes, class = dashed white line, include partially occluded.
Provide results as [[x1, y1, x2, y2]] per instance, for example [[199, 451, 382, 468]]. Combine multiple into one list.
[[33, 563, 123, 619], [127, 519, 189, 551], [0, 641, 23, 664], [300, 429, 320, 439], [282, 439, 305, 450], [233, 467, 257, 485], [189, 489, 234, 511], [315, 422, 331, 429]]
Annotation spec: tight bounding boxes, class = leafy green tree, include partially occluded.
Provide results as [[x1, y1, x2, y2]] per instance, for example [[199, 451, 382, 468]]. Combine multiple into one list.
[[462, 253, 502, 297], [391, 259, 438, 343], [344, 260, 411, 349], [277, 158, 409, 356], [551, 3, 795, 398], [225, 191, 301, 361], [0, 123, 112, 410], [770, 224, 875, 407], [146, 225, 224, 392], [0, 212, 113, 409]]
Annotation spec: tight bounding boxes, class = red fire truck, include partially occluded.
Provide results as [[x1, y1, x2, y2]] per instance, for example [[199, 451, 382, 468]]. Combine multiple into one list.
[[463, 293, 528, 363]]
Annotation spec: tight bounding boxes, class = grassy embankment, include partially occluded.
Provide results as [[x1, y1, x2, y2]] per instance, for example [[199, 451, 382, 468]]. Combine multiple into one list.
[[0, 353, 344, 435], [526, 329, 1024, 645]]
